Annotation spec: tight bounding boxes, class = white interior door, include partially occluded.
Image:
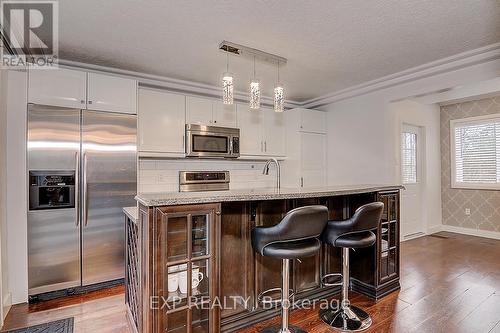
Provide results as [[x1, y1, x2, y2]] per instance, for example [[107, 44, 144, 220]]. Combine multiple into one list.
[[401, 124, 424, 240]]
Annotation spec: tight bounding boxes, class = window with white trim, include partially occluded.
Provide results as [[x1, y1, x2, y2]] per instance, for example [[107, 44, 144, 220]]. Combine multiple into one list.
[[401, 132, 417, 184], [451, 114, 500, 189]]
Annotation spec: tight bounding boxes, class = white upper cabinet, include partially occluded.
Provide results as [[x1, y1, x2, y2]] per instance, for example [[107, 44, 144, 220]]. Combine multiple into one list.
[[212, 101, 236, 127], [292, 108, 327, 133], [262, 107, 286, 157], [237, 104, 286, 157], [29, 68, 137, 114], [138, 89, 186, 154], [186, 96, 213, 125], [237, 103, 264, 156], [29, 68, 87, 108], [186, 97, 237, 127], [87, 72, 137, 114]]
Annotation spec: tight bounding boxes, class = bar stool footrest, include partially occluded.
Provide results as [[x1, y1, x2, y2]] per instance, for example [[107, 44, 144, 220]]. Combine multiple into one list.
[[321, 273, 343, 287], [257, 288, 295, 306]]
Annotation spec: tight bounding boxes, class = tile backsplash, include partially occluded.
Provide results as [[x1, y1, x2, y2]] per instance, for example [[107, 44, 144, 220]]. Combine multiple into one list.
[[138, 158, 277, 193]]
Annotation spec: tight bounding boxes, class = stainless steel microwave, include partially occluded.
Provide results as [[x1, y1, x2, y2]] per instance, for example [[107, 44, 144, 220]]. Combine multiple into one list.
[[185, 124, 240, 158]]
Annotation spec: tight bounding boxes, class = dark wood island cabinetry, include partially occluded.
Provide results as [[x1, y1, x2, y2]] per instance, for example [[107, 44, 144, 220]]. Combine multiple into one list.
[[127, 185, 402, 333]]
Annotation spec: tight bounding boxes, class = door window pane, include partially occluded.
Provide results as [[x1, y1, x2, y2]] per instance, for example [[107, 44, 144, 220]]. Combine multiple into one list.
[[401, 132, 417, 184]]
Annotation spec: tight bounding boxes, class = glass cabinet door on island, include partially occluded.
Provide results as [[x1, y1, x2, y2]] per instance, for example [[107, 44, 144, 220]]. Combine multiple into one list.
[[156, 204, 220, 333], [377, 192, 400, 284]]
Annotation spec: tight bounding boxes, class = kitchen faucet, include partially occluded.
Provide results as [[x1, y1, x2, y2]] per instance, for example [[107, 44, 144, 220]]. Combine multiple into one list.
[[262, 158, 281, 190]]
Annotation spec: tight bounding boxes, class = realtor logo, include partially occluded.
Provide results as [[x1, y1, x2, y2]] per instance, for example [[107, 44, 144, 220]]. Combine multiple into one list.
[[1, 0, 58, 68]]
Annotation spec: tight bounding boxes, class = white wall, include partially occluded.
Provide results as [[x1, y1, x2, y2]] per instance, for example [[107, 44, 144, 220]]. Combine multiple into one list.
[[322, 59, 500, 234], [5, 70, 28, 304]]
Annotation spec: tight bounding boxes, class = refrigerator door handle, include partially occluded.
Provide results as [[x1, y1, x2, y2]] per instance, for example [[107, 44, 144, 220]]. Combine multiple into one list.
[[83, 152, 88, 226], [75, 151, 80, 227]]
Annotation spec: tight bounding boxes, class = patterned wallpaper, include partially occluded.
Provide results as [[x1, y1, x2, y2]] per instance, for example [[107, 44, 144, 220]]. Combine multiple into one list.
[[441, 96, 500, 233]]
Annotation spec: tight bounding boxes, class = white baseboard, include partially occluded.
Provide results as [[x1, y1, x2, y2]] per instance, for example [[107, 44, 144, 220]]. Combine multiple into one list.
[[427, 224, 443, 234], [401, 232, 426, 242], [439, 225, 500, 240]]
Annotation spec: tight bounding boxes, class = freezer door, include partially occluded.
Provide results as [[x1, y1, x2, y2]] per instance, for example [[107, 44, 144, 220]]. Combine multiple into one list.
[[27, 104, 81, 295], [28, 209, 81, 295], [81, 110, 137, 285]]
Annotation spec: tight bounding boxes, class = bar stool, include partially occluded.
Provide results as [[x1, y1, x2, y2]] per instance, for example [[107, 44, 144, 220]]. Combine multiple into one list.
[[252, 205, 328, 333], [320, 202, 384, 332]]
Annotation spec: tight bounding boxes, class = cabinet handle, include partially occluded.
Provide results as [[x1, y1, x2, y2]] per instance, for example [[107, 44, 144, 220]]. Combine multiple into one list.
[[301, 177, 304, 187], [214, 120, 217, 123], [261, 141, 263, 152], [264, 141, 267, 152], [88, 100, 93, 104], [80, 100, 85, 104]]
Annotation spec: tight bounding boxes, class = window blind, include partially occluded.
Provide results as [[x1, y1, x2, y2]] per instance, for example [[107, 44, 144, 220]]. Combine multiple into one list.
[[452, 116, 500, 188], [401, 132, 417, 184]]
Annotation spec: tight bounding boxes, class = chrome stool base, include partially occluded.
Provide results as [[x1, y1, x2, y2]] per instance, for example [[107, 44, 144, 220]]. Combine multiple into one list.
[[260, 325, 307, 333], [320, 304, 372, 332]]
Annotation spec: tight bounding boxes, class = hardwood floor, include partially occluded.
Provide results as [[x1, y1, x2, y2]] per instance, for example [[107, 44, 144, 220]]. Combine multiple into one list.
[[2, 232, 500, 333], [1, 286, 130, 333]]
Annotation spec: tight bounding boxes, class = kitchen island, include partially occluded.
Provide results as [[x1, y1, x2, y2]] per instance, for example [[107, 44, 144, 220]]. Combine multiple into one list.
[[127, 185, 403, 333]]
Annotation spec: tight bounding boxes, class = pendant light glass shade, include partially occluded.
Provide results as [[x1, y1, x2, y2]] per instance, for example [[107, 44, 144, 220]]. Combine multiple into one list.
[[249, 56, 260, 109], [274, 61, 284, 112], [250, 79, 260, 109], [222, 72, 234, 105], [222, 51, 234, 105], [274, 84, 284, 113]]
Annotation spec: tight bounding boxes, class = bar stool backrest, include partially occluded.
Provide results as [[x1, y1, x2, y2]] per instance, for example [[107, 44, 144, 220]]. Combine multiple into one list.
[[251, 205, 328, 255]]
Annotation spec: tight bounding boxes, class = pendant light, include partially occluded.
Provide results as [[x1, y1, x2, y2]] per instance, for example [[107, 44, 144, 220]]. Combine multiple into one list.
[[249, 56, 261, 109], [222, 51, 234, 105], [274, 61, 284, 113]]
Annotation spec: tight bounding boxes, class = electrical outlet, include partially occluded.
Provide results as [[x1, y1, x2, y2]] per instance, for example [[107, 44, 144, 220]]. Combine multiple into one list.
[[465, 208, 471, 216]]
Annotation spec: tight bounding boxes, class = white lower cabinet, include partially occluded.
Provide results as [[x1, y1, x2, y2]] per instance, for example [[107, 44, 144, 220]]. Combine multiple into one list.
[[138, 89, 186, 155]]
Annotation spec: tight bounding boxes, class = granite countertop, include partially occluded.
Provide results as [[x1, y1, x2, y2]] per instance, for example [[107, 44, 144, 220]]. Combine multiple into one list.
[[135, 184, 404, 207], [123, 206, 138, 222]]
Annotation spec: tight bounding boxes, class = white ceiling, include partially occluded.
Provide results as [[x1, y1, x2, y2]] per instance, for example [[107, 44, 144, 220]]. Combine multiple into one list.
[[58, 0, 500, 103]]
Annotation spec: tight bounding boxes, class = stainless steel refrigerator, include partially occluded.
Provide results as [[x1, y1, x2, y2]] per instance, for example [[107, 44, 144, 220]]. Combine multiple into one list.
[[27, 104, 137, 296]]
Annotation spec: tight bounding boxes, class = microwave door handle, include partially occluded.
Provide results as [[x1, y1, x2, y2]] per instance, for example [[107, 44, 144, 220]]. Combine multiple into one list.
[[75, 151, 79, 227], [229, 137, 233, 155]]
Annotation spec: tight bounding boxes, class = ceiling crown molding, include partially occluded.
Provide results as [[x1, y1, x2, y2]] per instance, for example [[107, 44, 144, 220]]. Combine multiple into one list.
[[301, 42, 500, 109], [57, 59, 302, 109]]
